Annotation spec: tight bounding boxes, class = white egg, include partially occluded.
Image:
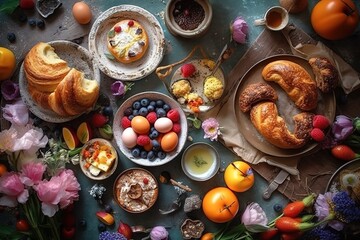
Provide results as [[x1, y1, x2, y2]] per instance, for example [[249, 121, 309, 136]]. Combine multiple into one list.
[[121, 127, 137, 148], [154, 117, 173, 133]]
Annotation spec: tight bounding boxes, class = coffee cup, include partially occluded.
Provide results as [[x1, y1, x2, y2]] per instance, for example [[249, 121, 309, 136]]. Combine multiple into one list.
[[254, 6, 289, 31]]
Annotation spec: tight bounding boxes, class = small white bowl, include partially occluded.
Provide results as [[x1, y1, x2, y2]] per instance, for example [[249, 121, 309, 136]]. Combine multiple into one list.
[[181, 142, 220, 181], [79, 138, 118, 180], [164, 0, 213, 38]]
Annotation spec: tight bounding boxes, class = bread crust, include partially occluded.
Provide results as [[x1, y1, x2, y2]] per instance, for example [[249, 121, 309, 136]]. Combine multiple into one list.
[[308, 57, 339, 93], [262, 60, 318, 111], [239, 82, 278, 112], [250, 102, 314, 149]]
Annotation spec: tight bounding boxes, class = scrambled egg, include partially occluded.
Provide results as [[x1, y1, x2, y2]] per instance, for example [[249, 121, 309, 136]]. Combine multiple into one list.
[[171, 79, 192, 98], [204, 76, 224, 100]]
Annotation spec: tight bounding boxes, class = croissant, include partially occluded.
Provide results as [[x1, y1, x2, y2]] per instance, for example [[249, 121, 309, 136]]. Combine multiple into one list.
[[308, 57, 339, 93], [239, 82, 278, 112], [262, 60, 318, 111], [250, 102, 314, 149]]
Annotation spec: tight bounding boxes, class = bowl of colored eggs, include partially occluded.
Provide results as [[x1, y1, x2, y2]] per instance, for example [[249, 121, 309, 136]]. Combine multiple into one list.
[[113, 91, 188, 166]]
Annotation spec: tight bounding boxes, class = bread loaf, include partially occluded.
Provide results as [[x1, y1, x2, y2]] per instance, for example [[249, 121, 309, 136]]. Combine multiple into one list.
[[308, 57, 339, 93], [239, 82, 278, 112], [262, 60, 318, 111], [250, 102, 314, 149]]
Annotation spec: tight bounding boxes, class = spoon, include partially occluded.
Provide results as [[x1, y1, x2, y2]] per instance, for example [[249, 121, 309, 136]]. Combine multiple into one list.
[[158, 194, 186, 215], [206, 44, 231, 79], [159, 171, 192, 192]]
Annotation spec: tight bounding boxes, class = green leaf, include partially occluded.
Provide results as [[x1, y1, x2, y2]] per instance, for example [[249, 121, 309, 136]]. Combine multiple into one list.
[[104, 52, 115, 60], [193, 155, 207, 167], [0, 0, 18, 14]]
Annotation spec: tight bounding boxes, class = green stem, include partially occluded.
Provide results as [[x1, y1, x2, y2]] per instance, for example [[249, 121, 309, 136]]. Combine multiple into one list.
[[267, 213, 283, 227], [49, 216, 60, 240]]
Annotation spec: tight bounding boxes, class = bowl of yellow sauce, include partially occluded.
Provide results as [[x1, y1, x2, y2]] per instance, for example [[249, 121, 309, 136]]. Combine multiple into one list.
[[181, 142, 220, 181]]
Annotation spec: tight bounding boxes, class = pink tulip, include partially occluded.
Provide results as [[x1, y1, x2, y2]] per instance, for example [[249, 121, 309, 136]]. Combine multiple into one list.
[[20, 162, 46, 186], [58, 169, 81, 209], [230, 16, 248, 44], [0, 172, 29, 207]]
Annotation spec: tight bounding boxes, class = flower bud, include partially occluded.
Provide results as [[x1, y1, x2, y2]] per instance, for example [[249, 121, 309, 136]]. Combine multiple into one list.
[[230, 17, 248, 44], [332, 115, 353, 141]]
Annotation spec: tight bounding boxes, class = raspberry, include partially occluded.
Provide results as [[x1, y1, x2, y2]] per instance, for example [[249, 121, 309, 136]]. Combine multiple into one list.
[[114, 26, 121, 32], [180, 63, 196, 77], [313, 115, 330, 129], [137, 135, 150, 146], [128, 20, 134, 27], [172, 123, 181, 133], [143, 178, 149, 184], [120, 116, 131, 128], [91, 113, 108, 128], [146, 112, 157, 124], [167, 109, 180, 122], [310, 128, 325, 142]]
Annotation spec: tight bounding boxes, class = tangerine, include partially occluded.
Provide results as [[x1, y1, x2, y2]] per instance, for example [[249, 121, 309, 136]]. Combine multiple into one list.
[[201, 232, 215, 240], [224, 160, 255, 192]]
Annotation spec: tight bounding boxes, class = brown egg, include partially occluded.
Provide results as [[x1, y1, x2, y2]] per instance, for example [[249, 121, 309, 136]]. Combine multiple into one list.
[[161, 131, 179, 152], [131, 116, 150, 134], [72, 1, 92, 24]]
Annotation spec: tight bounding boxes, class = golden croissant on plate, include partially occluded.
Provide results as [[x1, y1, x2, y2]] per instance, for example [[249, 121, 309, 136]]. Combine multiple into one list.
[[24, 42, 99, 117]]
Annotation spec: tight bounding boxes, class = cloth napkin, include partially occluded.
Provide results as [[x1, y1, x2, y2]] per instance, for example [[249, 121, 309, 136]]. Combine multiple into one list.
[[200, 24, 360, 176]]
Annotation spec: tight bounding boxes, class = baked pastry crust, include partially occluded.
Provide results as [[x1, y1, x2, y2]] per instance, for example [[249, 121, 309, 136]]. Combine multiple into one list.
[[250, 102, 314, 149], [239, 82, 278, 112], [308, 57, 339, 93], [262, 60, 318, 111], [107, 20, 149, 63]]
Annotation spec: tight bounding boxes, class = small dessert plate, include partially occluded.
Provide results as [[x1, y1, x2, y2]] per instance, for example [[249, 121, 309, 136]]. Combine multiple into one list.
[[88, 5, 165, 81], [36, 0, 62, 18]]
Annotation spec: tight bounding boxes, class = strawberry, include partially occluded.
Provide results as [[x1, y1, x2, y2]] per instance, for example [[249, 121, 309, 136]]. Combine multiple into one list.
[[91, 113, 108, 128], [180, 63, 196, 77], [310, 128, 325, 142], [137, 135, 150, 146], [312, 115, 330, 129], [331, 145, 360, 161], [172, 123, 181, 133], [120, 116, 131, 128], [19, 0, 35, 9], [146, 112, 157, 124], [167, 109, 180, 122]]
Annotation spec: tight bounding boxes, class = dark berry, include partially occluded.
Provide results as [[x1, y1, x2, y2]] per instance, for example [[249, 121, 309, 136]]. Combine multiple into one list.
[[140, 151, 148, 159], [36, 19, 45, 29], [152, 140, 160, 151], [124, 107, 133, 116], [139, 107, 148, 116], [147, 151, 156, 161], [102, 106, 113, 116], [149, 101, 156, 107], [18, 13, 27, 22], [28, 18, 36, 27], [128, 115, 134, 120], [104, 204, 113, 213], [7, 33, 16, 43], [98, 223, 106, 232], [147, 105, 155, 112], [273, 203, 283, 213], [163, 104, 170, 112], [140, 98, 149, 106], [131, 148, 141, 157], [79, 219, 87, 228], [156, 108, 166, 118], [150, 130, 159, 139], [156, 100, 164, 107], [132, 101, 141, 110], [157, 151, 166, 159], [132, 109, 139, 116]]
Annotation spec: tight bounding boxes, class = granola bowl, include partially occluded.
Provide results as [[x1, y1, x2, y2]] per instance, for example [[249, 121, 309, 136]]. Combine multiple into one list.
[[113, 168, 159, 213]]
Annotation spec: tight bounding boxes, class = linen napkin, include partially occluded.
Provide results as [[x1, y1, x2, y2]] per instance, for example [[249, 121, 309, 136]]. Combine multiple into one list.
[[199, 24, 359, 176]]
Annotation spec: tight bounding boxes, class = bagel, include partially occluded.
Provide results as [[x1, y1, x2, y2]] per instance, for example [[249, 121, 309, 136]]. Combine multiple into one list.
[[239, 82, 278, 112], [262, 60, 318, 111], [107, 19, 149, 63], [250, 102, 314, 149], [308, 57, 339, 93]]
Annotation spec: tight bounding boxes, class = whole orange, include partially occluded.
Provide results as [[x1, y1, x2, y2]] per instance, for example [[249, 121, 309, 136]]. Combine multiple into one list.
[[0, 47, 16, 81], [224, 161, 255, 192], [202, 187, 239, 223]]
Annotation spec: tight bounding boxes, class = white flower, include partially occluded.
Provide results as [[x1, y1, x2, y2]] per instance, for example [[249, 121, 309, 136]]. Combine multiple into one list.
[[241, 202, 269, 233]]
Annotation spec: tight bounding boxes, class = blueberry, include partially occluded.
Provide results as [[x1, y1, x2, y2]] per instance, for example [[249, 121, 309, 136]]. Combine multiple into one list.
[[131, 148, 141, 157], [36, 19, 45, 29], [140, 151, 148, 159], [7, 33, 16, 43], [156, 100, 164, 107], [128, 115, 134, 120], [132, 109, 139, 116], [102, 106, 113, 116], [104, 204, 113, 213], [163, 104, 170, 112], [157, 151, 166, 159], [147, 151, 156, 161], [18, 13, 27, 22], [150, 101, 156, 107], [140, 98, 150, 106], [147, 105, 155, 112], [273, 203, 283, 213], [28, 18, 36, 27], [152, 140, 160, 151], [156, 108, 166, 118], [138, 107, 148, 116], [124, 107, 133, 116], [79, 219, 87, 228], [132, 101, 141, 110], [150, 130, 159, 139], [98, 223, 106, 232]]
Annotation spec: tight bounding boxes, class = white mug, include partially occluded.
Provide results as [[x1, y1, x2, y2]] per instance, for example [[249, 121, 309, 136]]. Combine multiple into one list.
[[254, 6, 289, 31]]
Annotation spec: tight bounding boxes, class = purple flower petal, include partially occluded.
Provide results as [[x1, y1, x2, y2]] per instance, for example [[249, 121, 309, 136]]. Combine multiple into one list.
[[111, 81, 126, 97], [1, 80, 19, 101], [231, 17, 248, 44]]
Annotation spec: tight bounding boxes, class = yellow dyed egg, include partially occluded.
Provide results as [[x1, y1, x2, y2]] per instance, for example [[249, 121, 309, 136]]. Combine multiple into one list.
[[72, 1, 92, 25], [161, 131, 178, 152]]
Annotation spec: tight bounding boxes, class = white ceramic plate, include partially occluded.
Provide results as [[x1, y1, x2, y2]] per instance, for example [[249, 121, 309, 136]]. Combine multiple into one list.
[[326, 158, 360, 192], [19, 40, 100, 123], [88, 5, 166, 81], [113, 91, 188, 167]]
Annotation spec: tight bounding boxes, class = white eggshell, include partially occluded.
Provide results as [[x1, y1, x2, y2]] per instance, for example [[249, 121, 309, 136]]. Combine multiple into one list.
[[154, 117, 173, 133], [121, 127, 138, 148]]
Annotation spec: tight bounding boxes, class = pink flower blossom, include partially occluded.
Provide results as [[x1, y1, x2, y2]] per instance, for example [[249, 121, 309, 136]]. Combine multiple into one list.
[[20, 162, 46, 187], [58, 169, 81, 209], [314, 192, 344, 231], [150, 226, 169, 240], [230, 17, 248, 44], [0, 172, 29, 207], [34, 176, 65, 217], [201, 118, 221, 141], [2, 100, 29, 126], [241, 202, 269, 233]]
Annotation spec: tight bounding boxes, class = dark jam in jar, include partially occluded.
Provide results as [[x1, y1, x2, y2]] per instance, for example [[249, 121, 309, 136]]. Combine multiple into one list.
[[173, 0, 205, 31]]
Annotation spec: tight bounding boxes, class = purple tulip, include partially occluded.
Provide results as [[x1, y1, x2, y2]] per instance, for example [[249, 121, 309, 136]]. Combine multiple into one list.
[[332, 115, 353, 141], [111, 81, 126, 97], [230, 17, 248, 44], [1, 80, 19, 101]]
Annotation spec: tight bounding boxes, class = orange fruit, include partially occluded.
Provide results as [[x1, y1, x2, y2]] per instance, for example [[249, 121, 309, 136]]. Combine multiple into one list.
[[62, 127, 80, 150], [201, 232, 215, 240], [76, 122, 92, 144], [0, 47, 16, 81], [224, 160, 255, 192], [0, 163, 8, 176]]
